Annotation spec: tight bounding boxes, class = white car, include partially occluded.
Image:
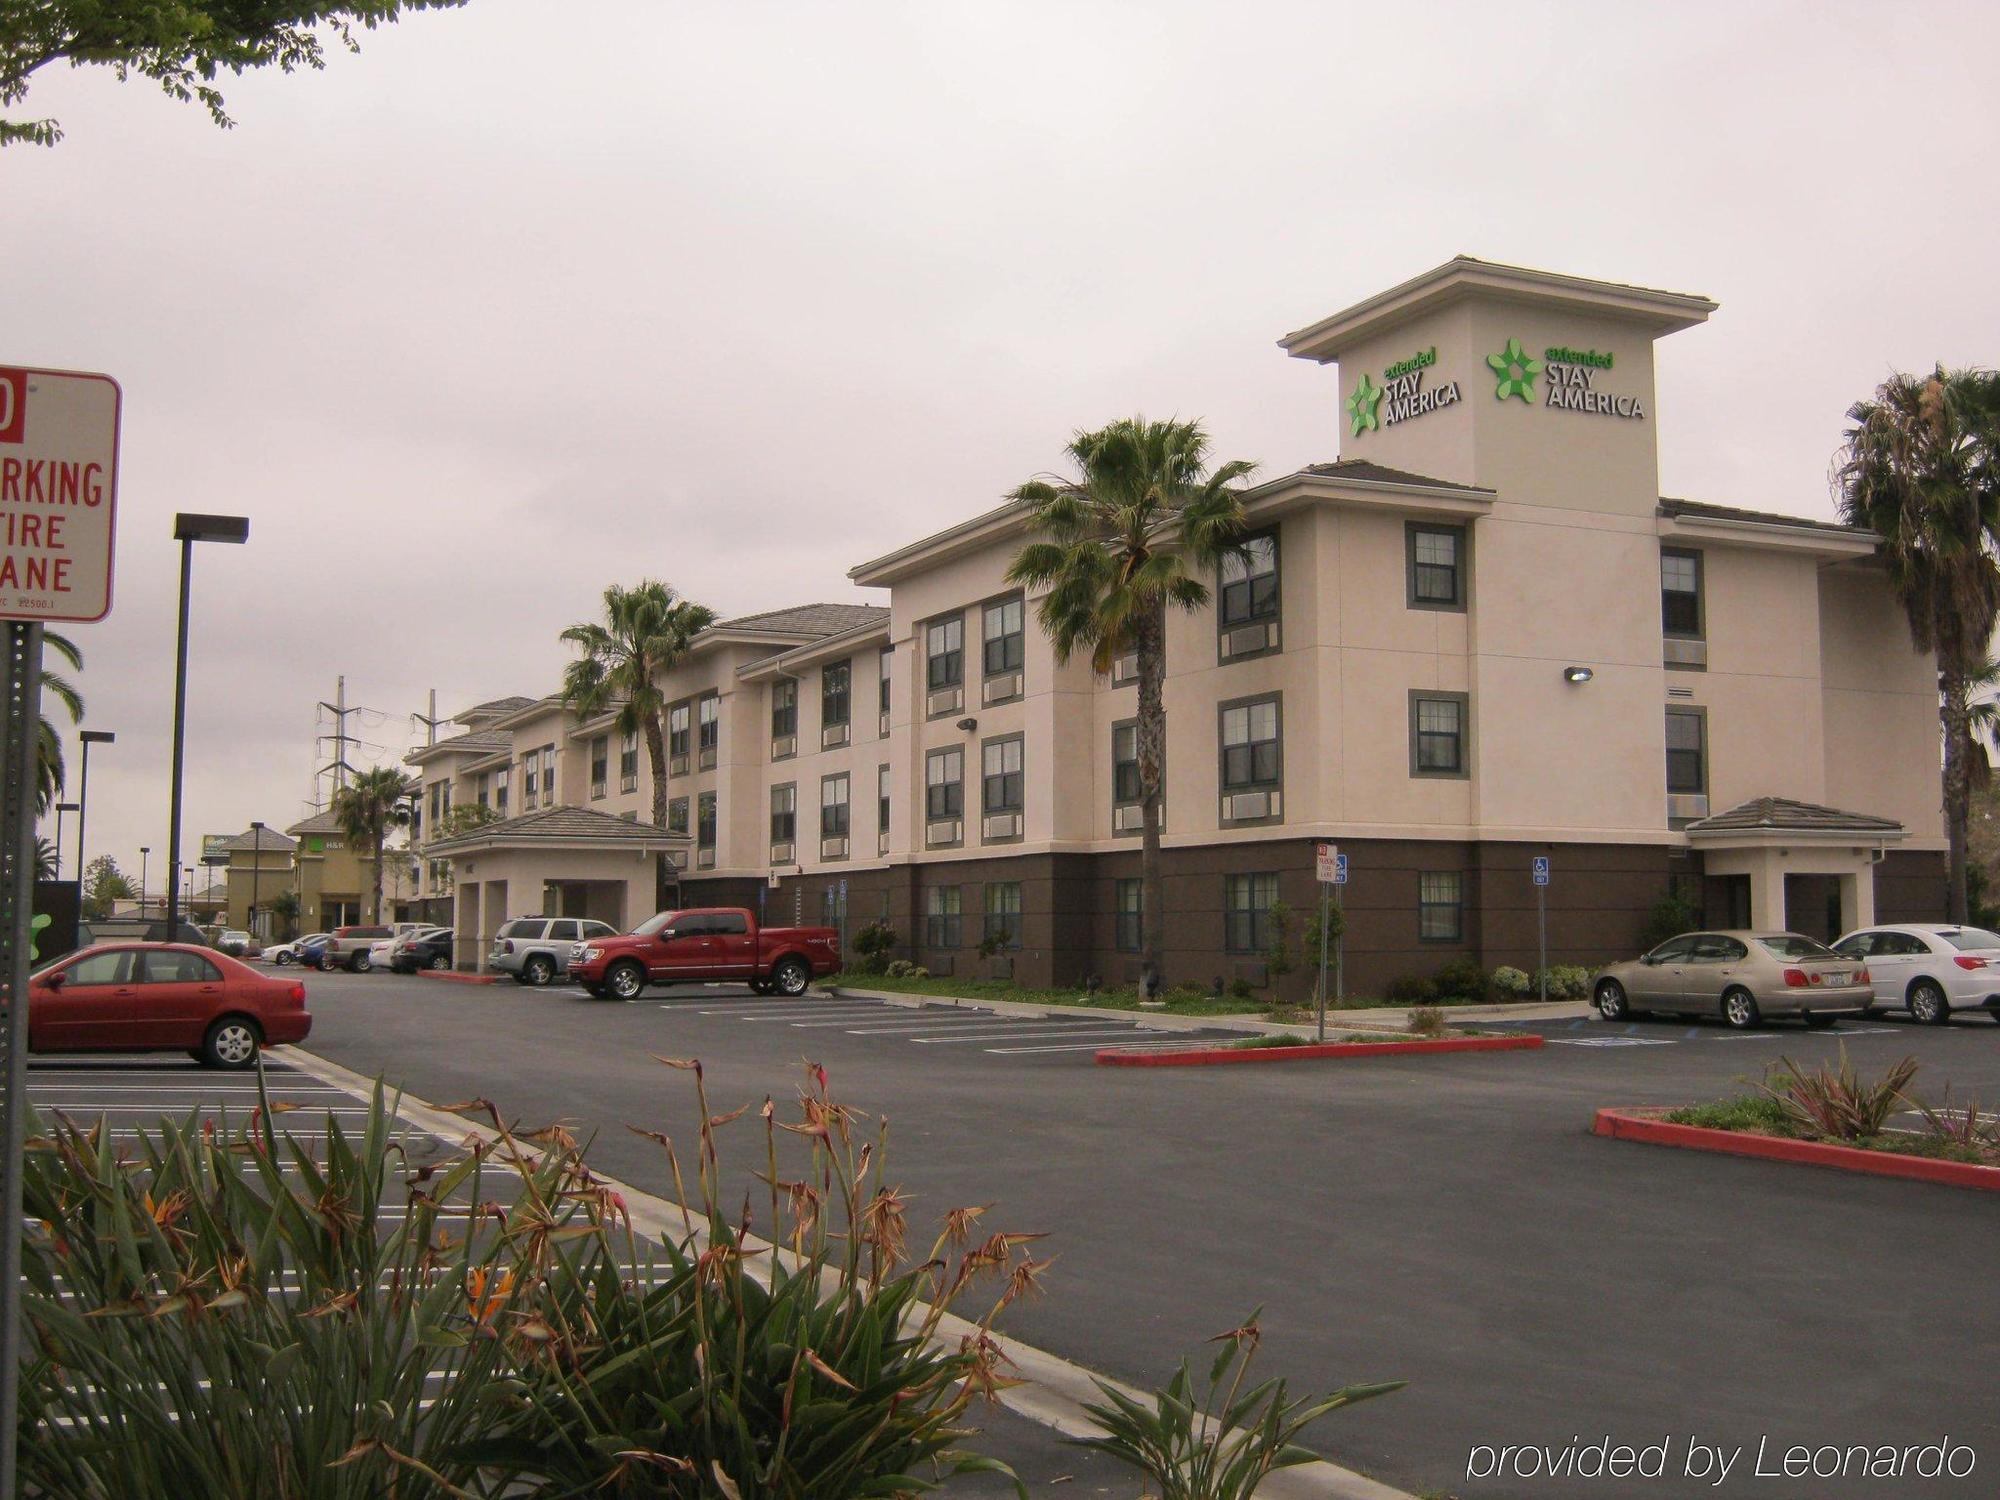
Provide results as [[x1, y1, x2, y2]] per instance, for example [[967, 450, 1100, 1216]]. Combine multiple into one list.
[[368, 937, 401, 969], [1831, 923, 2000, 1025], [269, 933, 329, 966]]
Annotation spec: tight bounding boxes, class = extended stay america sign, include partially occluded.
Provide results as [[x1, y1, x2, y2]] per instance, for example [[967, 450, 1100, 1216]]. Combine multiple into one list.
[[0, 366, 122, 623]]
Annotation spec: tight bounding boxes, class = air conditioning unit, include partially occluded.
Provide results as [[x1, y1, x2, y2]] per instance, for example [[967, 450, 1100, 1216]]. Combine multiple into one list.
[[926, 686, 963, 717], [1222, 622, 1278, 660], [982, 672, 1022, 705], [1663, 638, 1708, 669], [820, 836, 849, 861], [1222, 790, 1278, 822], [1112, 803, 1163, 834], [769, 841, 795, 865], [877, 830, 890, 855], [926, 819, 961, 847], [981, 812, 1022, 841], [878, 712, 892, 738], [822, 723, 850, 749], [670, 755, 690, 777], [1111, 654, 1138, 686], [1667, 793, 1710, 823], [695, 848, 716, 869], [666, 850, 689, 870], [698, 749, 717, 770], [771, 735, 796, 759]]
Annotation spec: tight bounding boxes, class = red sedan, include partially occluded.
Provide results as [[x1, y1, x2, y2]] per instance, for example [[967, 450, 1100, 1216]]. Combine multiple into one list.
[[28, 943, 312, 1069]]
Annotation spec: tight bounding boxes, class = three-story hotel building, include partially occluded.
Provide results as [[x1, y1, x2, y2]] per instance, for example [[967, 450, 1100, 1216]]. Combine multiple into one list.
[[409, 259, 1944, 992]]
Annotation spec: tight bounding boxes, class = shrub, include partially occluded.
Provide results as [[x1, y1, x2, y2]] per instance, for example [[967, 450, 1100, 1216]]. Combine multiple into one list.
[[1226, 977, 1255, 1001], [1075, 1310, 1402, 1500], [1264, 901, 1296, 984], [1639, 891, 1702, 951], [978, 926, 1013, 959], [885, 957, 917, 978], [1490, 965, 1532, 998], [1763, 1046, 1920, 1141], [1529, 964, 1592, 1000], [851, 919, 897, 974], [1384, 974, 1437, 1004], [1407, 1004, 1449, 1038], [1430, 959, 1487, 1003], [1230, 1032, 1314, 1049]]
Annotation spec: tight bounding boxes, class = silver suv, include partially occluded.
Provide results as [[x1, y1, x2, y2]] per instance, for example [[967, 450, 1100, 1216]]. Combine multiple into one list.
[[490, 916, 618, 986]]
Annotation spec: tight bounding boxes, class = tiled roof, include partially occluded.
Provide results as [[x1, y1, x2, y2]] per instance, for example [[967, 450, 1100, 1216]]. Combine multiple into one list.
[[420, 729, 512, 757], [425, 803, 688, 855], [216, 827, 298, 853], [1301, 460, 1494, 495], [287, 810, 343, 835], [716, 603, 889, 638], [1687, 797, 1905, 836], [1657, 498, 1866, 535], [462, 695, 537, 716]]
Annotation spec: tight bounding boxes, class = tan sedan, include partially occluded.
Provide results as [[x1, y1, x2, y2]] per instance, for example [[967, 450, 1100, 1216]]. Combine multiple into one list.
[[1591, 931, 1873, 1029]]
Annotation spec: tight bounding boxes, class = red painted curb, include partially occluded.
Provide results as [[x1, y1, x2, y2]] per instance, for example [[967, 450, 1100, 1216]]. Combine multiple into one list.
[[1593, 1108, 2000, 1192], [416, 969, 503, 986], [1096, 1034, 1544, 1066]]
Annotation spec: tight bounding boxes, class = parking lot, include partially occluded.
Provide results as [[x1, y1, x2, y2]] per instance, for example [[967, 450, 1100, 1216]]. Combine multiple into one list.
[[125, 967, 2000, 1497]]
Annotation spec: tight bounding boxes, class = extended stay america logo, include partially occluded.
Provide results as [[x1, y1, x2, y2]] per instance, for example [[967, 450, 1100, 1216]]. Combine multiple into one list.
[[0, 365, 122, 624]]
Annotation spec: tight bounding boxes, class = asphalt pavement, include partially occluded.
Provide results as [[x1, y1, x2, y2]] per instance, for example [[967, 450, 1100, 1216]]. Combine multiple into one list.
[[131, 971, 2000, 1497]]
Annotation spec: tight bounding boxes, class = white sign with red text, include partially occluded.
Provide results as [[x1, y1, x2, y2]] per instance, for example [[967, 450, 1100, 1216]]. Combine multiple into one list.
[[0, 366, 122, 623]]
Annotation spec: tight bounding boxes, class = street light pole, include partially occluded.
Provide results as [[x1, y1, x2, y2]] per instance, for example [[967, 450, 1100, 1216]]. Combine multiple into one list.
[[164, 514, 249, 940], [249, 820, 264, 943], [52, 802, 78, 877], [76, 729, 114, 899], [139, 846, 149, 914]]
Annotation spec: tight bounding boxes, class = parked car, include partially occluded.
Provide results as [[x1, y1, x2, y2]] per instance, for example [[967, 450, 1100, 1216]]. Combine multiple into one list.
[[26, 943, 312, 1068], [217, 930, 257, 957], [268, 933, 329, 966], [568, 907, 841, 1001], [322, 924, 395, 973], [1591, 930, 1873, 1028], [79, 918, 208, 947], [297, 933, 335, 969], [1831, 923, 2000, 1025], [488, 917, 620, 986], [367, 937, 400, 969], [391, 928, 455, 974]]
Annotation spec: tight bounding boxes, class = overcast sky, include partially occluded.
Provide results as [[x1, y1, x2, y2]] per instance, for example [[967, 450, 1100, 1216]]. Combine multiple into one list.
[[8, 0, 1996, 890]]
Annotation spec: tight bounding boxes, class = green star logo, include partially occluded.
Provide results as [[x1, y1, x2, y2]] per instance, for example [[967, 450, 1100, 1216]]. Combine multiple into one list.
[[1487, 338, 1540, 402], [28, 912, 49, 962], [1345, 372, 1383, 436]]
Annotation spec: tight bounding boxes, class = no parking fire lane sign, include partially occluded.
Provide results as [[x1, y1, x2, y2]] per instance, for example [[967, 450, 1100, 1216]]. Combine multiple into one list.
[[0, 366, 122, 623]]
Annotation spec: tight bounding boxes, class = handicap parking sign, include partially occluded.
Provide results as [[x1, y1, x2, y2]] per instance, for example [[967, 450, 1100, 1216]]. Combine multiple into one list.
[[1532, 856, 1550, 887], [1334, 853, 1349, 885]]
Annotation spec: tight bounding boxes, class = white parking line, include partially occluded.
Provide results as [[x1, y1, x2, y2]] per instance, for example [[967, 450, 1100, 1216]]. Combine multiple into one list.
[[910, 1026, 1157, 1045], [986, 1038, 1221, 1055], [818, 1014, 1039, 1033]]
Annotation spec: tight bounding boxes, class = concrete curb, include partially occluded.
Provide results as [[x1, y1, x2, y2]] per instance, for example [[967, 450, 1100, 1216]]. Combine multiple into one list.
[[1099, 1034, 1547, 1066], [1593, 1107, 2000, 1192], [270, 1043, 1416, 1499], [416, 969, 503, 986]]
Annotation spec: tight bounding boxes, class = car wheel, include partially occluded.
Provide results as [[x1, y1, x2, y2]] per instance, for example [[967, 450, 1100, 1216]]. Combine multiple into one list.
[[350, 953, 371, 974], [275, 951, 293, 966], [1723, 988, 1761, 1030], [606, 961, 646, 1001], [1594, 979, 1630, 1021], [749, 977, 775, 995], [772, 958, 811, 997], [1907, 979, 1950, 1026], [525, 955, 555, 987], [429, 953, 450, 971], [201, 1017, 261, 1070]]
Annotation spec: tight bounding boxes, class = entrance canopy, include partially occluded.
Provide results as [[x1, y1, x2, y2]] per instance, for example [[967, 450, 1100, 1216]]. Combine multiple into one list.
[[1685, 796, 1907, 937]]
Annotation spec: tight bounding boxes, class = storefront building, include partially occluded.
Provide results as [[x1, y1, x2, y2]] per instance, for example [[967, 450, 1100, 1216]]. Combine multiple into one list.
[[416, 259, 1945, 993]]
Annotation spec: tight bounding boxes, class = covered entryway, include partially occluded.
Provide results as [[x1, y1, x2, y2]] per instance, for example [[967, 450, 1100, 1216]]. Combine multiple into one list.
[[425, 806, 690, 971], [1686, 797, 1907, 938]]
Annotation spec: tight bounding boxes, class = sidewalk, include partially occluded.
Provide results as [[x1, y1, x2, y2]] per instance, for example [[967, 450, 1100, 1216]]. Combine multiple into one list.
[[821, 983, 1593, 1036]]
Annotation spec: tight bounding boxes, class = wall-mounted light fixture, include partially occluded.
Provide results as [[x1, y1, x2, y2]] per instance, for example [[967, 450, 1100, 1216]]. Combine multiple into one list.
[[1562, 666, 1594, 684], [956, 717, 978, 732]]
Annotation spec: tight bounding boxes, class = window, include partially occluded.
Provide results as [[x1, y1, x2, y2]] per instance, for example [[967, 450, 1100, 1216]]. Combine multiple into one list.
[[982, 736, 1023, 815], [708, 911, 747, 936], [924, 886, 963, 948], [620, 731, 639, 792], [428, 782, 443, 825], [983, 882, 1022, 948], [879, 647, 893, 721], [67, 949, 135, 986], [1666, 707, 1706, 794], [821, 773, 850, 838], [590, 735, 608, 799], [1115, 878, 1142, 953], [669, 703, 691, 761], [1409, 692, 1468, 778], [982, 596, 1024, 677], [523, 754, 539, 806], [697, 695, 719, 765], [142, 950, 220, 983], [925, 747, 964, 820], [668, 796, 689, 834], [1112, 723, 1143, 804], [549, 920, 579, 943], [926, 616, 964, 691], [540, 744, 556, 804], [1219, 533, 1279, 627], [770, 784, 796, 844], [1407, 523, 1466, 610], [696, 791, 717, 850], [1220, 699, 1281, 790], [1418, 871, 1463, 941], [475, 772, 490, 809], [1224, 873, 1279, 953], [822, 661, 851, 734], [1662, 548, 1703, 637], [771, 678, 797, 743], [495, 766, 510, 815], [878, 763, 892, 834]]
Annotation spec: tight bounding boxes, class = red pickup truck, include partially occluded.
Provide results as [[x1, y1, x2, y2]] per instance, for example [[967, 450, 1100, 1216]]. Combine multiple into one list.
[[568, 907, 841, 1001]]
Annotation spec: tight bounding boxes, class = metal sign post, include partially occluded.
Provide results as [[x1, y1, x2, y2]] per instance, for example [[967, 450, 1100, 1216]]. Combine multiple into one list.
[[1533, 856, 1551, 1003], [1313, 843, 1336, 1040]]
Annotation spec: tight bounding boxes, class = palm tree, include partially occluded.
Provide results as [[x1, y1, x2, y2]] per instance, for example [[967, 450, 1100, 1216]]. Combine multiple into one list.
[[33, 836, 56, 882], [330, 766, 413, 924], [560, 582, 717, 832], [35, 631, 83, 814], [1006, 417, 1253, 996], [1835, 366, 2000, 922]]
